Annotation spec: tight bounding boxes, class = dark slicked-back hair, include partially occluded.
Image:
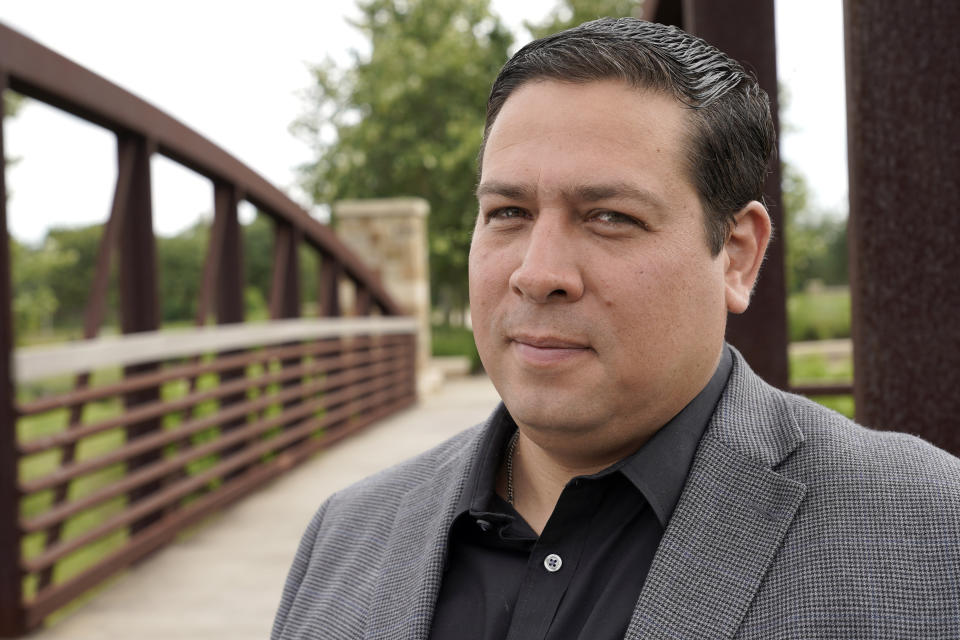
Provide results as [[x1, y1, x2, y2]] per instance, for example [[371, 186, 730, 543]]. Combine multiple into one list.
[[479, 17, 776, 255]]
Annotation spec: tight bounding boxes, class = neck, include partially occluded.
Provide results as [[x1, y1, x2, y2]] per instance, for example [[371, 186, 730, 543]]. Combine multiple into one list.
[[500, 430, 623, 535]]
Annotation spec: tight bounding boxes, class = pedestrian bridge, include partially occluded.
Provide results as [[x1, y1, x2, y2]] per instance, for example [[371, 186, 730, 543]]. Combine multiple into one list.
[[0, 22, 422, 636]]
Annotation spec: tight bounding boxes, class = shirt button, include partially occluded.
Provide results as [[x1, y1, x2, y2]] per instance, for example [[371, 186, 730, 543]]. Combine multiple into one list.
[[544, 553, 563, 572]]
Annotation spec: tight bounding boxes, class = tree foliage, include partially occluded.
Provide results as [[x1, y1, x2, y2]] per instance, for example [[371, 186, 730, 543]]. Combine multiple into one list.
[[781, 164, 848, 292], [9, 214, 323, 342], [10, 236, 78, 340], [157, 223, 208, 323], [44, 225, 112, 328], [293, 0, 513, 317]]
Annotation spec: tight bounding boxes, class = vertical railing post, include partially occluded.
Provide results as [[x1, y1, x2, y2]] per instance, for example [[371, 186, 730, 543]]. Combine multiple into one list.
[[116, 133, 163, 535], [319, 255, 341, 318], [212, 183, 248, 478], [214, 186, 244, 325], [270, 220, 303, 432], [354, 283, 372, 316], [0, 71, 27, 638], [269, 220, 301, 320], [318, 254, 344, 424], [35, 149, 132, 592]]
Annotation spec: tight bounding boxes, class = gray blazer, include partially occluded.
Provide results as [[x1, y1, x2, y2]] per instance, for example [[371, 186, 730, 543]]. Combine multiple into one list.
[[272, 350, 960, 639]]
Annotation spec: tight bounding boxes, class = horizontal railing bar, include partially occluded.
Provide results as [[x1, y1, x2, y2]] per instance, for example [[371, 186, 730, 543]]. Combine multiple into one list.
[[18, 343, 409, 454], [19, 363, 411, 533], [17, 336, 351, 415], [18, 354, 412, 494], [0, 23, 403, 316], [22, 390, 416, 625], [789, 383, 854, 396], [14, 317, 416, 383], [21, 373, 411, 572]]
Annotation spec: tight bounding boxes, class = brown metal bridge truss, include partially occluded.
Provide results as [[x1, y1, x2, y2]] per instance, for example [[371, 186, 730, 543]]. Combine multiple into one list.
[[0, 22, 415, 635]]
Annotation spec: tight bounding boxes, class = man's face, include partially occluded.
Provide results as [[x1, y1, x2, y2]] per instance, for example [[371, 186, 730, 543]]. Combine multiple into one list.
[[470, 79, 732, 459]]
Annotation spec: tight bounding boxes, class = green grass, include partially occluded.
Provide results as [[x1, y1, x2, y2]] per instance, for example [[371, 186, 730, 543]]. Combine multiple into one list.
[[431, 324, 482, 372], [788, 287, 851, 342], [790, 351, 853, 384], [789, 350, 854, 418], [14, 361, 284, 610]]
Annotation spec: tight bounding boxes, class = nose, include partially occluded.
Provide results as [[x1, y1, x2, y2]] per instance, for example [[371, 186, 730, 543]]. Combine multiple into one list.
[[508, 216, 584, 303]]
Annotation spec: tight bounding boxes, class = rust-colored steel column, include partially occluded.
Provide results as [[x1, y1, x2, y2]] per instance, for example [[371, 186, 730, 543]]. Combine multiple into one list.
[[0, 74, 27, 638], [645, 0, 789, 389], [214, 185, 244, 324], [116, 134, 164, 534], [319, 255, 342, 318], [35, 150, 132, 593], [844, 0, 960, 451], [270, 221, 303, 431], [687, 0, 788, 389], [212, 183, 248, 479], [355, 283, 372, 316], [269, 220, 301, 320]]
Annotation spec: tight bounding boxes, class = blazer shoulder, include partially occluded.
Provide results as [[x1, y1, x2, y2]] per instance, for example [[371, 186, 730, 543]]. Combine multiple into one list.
[[323, 420, 487, 516], [272, 419, 491, 639], [780, 391, 960, 508]]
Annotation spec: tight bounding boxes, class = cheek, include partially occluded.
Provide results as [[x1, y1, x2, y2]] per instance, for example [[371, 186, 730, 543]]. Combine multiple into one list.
[[470, 236, 516, 289], [468, 245, 512, 330]]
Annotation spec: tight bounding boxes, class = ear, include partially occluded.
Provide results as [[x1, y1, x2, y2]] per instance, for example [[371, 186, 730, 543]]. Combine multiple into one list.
[[723, 200, 772, 314]]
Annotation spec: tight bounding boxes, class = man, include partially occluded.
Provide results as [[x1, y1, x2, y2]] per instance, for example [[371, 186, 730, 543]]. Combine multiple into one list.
[[273, 18, 960, 639]]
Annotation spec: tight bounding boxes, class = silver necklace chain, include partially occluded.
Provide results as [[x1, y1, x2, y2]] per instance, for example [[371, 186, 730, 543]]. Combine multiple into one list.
[[506, 430, 519, 505]]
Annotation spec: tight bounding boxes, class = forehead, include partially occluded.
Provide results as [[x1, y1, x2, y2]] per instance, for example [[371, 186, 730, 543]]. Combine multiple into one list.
[[481, 79, 696, 201]]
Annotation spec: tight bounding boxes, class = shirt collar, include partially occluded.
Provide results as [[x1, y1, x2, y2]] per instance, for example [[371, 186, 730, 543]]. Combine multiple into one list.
[[456, 404, 517, 517], [617, 344, 732, 526], [455, 344, 733, 528]]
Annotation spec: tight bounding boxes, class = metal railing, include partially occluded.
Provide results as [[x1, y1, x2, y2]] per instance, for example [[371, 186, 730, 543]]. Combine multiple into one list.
[[0, 23, 417, 636]]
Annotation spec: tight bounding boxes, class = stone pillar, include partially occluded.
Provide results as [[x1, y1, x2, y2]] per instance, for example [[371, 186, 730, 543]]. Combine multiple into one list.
[[333, 198, 431, 380]]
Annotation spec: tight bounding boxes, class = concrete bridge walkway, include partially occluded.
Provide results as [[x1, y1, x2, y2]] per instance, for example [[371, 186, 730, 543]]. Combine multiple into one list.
[[28, 375, 501, 640]]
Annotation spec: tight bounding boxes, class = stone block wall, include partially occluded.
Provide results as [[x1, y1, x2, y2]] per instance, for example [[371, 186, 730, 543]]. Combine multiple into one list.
[[333, 198, 431, 381]]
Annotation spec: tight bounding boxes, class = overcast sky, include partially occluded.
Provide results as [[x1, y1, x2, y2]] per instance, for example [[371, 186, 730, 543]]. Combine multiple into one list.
[[1, 0, 847, 245]]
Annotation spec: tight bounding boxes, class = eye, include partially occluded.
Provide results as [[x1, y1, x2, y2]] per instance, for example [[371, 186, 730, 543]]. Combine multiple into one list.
[[486, 206, 529, 222], [588, 210, 648, 230]]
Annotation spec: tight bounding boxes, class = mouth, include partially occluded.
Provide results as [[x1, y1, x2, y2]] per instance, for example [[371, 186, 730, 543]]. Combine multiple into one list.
[[509, 334, 592, 366]]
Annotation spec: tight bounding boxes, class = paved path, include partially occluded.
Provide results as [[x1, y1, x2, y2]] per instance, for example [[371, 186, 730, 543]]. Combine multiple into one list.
[[29, 375, 501, 640]]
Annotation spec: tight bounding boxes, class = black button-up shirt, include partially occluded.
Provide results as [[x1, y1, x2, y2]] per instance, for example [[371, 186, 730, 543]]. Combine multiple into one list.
[[430, 346, 733, 640]]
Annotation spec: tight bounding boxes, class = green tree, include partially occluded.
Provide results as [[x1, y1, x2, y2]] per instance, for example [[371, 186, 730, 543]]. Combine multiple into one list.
[[10, 236, 78, 342], [242, 213, 274, 318], [525, 0, 642, 37], [157, 222, 208, 324], [44, 224, 111, 328], [294, 0, 513, 320], [781, 164, 848, 292]]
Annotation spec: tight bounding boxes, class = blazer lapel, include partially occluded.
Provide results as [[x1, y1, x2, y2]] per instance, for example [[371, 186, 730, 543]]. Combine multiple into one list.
[[625, 351, 807, 640], [363, 425, 485, 640]]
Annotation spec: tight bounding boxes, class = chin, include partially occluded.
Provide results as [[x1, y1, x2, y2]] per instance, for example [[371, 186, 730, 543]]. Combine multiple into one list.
[[505, 397, 599, 435]]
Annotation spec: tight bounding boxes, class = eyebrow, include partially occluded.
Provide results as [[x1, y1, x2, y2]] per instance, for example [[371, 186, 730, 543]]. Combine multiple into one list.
[[476, 180, 667, 211], [475, 181, 533, 201]]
